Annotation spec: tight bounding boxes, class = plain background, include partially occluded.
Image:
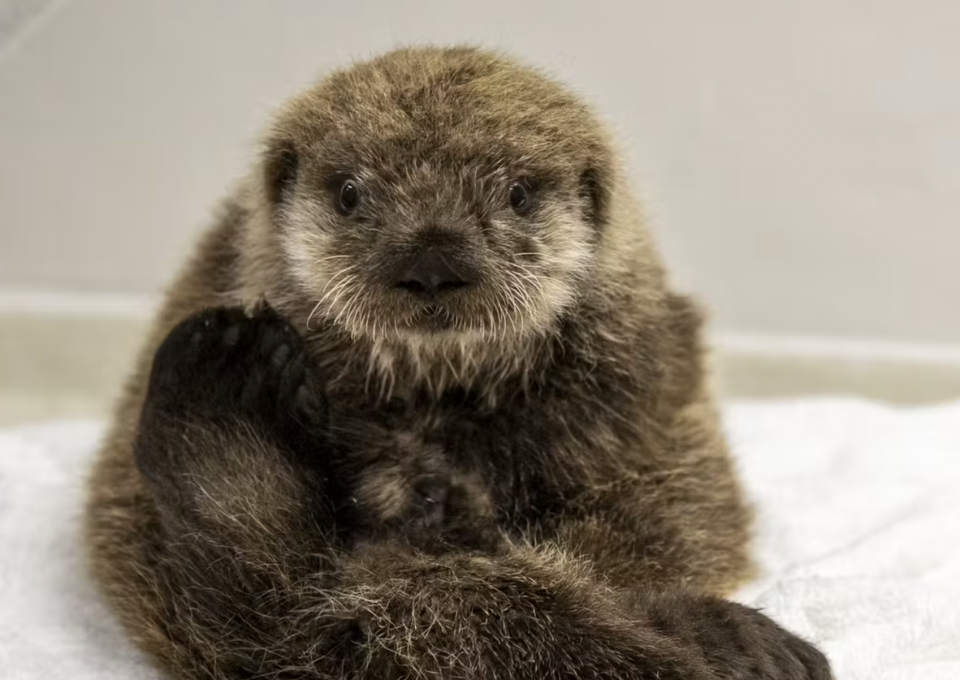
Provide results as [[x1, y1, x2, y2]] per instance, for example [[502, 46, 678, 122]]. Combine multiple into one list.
[[1, 0, 958, 345]]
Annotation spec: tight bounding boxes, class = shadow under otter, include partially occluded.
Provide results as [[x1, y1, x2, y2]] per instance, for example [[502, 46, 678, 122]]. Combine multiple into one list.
[[85, 45, 832, 680]]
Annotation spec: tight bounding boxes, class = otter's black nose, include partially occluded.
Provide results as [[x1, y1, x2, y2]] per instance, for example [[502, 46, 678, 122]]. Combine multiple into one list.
[[396, 248, 470, 296]]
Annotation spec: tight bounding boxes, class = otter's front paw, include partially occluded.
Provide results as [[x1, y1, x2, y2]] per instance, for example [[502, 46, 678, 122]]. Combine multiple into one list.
[[136, 305, 325, 477], [146, 305, 313, 420], [350, 460, 451, 543], [350, 461, 505, 554]]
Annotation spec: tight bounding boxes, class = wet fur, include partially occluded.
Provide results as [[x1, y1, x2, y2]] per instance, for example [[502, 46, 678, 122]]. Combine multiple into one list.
[[85, 46, 832, 679]]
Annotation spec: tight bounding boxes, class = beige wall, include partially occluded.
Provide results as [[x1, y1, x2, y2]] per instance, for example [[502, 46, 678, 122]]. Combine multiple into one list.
[[1, 0, 958, 344]]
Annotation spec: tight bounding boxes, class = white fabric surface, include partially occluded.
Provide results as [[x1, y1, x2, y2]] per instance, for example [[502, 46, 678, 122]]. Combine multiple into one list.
[[1, 397, 958, 679]]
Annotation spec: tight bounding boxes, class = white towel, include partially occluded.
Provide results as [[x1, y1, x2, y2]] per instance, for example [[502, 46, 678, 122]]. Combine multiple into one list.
[[1, 398, 958, 679]]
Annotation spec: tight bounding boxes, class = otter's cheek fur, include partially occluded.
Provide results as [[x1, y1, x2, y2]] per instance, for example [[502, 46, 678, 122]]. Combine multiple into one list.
[[519, 205, 597, 322], [84, 45, 833, 680]]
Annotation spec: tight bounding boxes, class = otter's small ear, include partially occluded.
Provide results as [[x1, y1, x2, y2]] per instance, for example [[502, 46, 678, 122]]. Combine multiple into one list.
[[263, 139, 299, 206], [579, 167, 608, 228]]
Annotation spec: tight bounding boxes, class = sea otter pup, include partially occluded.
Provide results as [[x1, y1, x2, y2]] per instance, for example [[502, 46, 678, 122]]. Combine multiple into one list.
[[85, 45, 832, 679]]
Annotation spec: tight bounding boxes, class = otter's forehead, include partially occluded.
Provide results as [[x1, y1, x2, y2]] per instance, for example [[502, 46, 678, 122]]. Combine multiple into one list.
[[276, 47, 607, 177]]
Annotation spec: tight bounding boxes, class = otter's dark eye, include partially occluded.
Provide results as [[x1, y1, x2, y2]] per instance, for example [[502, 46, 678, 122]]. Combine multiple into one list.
[[337, 179, 361, 215], [509, 181, 531, 214]]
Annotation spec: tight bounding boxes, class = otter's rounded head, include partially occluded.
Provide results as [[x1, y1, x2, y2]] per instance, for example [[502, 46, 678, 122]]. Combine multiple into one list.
[[262, 46, 613, 345]]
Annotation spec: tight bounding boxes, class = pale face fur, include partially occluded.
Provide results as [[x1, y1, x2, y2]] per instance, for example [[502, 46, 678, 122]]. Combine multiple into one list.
[[261, 47, 613, 387]]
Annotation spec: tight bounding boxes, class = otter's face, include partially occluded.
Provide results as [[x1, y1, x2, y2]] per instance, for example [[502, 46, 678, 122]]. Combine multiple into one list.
[[264, 48, 610, 346]]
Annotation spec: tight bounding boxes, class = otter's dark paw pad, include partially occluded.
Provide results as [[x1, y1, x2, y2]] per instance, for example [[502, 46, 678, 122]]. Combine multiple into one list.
[[144, 305, 310, 427]]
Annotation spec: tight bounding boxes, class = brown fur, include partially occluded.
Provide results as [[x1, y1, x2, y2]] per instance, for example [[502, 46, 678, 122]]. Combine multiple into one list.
[[85, 45, 832, 679]]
